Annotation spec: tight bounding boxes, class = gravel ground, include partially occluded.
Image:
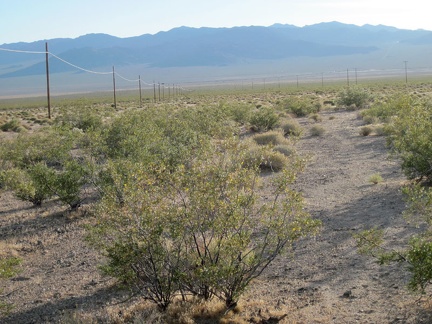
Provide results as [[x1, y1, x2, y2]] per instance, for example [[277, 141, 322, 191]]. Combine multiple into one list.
[[1, 109, 431, 323]]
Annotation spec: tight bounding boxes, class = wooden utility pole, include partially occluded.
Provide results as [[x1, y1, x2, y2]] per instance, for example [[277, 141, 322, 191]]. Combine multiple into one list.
[[112, 66, 117, 109], [355, 68, 358, 85], [347, 69, 350, 87], [153, 82, 156, 102], [404, 61, 408, 84], [45, 42, 51, 119], [138, 75, 143, 108]]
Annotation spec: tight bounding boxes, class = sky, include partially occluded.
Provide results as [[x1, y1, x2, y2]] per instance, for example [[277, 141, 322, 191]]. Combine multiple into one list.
[[1, 0, 430, 44]]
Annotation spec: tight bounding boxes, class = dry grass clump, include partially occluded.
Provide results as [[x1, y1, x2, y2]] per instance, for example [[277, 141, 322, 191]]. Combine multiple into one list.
[[373, 125, 386, 136], [241, 142, 290, 172], [308, 113, 322, 123], [273, 144, 295, 157], [252, 129, 290, 146], [368, 173, 383, 184], [310, 125, 325, 137], [0, 119, 24, 132], [65, 296, 292, 324], [280, 119, 303, 137]]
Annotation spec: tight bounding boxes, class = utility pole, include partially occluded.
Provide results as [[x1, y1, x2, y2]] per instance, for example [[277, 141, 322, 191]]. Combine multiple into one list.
[[162, 83, 165, 100], [404, 61, 408, 84], [347, 69, 349, 87], [112, 66, 117, 109], [138, 75, 142, 108], [45, 42, 51, 119], [296, 75, 299, 89], [355, 68, 358, 85], [321, 72, 324, 88]]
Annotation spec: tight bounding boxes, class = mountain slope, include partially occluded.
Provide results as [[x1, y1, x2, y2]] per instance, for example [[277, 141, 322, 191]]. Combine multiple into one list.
[[1, 22, 431, 78]]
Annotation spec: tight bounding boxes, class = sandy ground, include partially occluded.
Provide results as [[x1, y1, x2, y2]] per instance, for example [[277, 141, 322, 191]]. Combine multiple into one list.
[[1, 109, 431, 323]]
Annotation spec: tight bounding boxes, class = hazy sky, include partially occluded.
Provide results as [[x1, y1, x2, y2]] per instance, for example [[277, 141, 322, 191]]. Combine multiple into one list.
[[1, 0, 429, 44]]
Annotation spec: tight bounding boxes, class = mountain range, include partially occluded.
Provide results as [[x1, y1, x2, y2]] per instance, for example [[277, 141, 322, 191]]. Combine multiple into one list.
[[1, 21, 432, 94]]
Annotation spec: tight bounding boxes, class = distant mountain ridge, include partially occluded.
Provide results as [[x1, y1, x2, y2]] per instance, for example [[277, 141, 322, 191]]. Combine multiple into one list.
[[1, 21, 432, 78]]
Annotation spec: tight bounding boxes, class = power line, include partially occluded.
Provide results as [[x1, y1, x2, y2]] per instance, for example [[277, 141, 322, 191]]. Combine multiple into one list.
[[49, 53, 112, 75], [0, 47, 47, 54]]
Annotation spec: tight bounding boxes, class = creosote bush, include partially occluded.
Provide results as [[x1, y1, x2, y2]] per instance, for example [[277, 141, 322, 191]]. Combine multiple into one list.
[[0, 129, 89, 209], [89, 142, 320, 311], [249, 106, 279, 131], [279, 97, 320, 117], [336, 86, 371, 109], [386, 96, 432, 181]]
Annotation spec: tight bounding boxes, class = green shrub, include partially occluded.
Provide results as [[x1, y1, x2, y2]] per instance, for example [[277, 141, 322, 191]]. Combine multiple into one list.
[[336, 86, 371, 109], [0, 257, 21, 316], [90, 144, 320, 310], [386, 97, 432, 181], [55, 108, 103, 132], [0, 130, 89, 209], [361, 95, 412, 123], [2, 165, 53, 206], [249, 107, 279, 131], [280, 98, 320, 117], [223, 103, 253, 125]]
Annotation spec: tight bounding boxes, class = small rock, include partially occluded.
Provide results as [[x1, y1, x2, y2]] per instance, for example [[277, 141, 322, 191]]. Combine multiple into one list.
[[342, 290, 352, 298]]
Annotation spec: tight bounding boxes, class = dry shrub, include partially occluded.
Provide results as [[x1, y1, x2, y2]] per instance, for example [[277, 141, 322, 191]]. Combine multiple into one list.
[[359, 126, 373, 136], [167, 298, 227, 324], [310, 125, 325, 137]]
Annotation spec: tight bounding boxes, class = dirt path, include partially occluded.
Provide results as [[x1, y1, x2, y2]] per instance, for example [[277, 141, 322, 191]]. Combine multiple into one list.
[[259, 110, 428, 323], [1, 109, 431, 323]]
